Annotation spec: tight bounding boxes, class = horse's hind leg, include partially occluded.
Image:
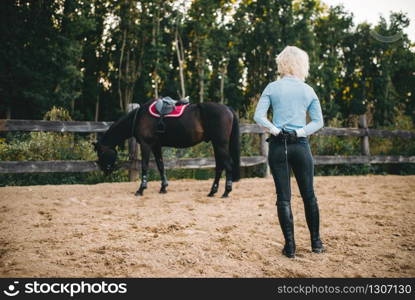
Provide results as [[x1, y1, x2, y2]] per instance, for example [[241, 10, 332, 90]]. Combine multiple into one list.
[[210, 143, 233, 198], [221, 157, 233, 198], [152, 145, 168, 194], [208, 166, 223, 197], [217, 143, 233, 198], [135, 143, 151, 196]]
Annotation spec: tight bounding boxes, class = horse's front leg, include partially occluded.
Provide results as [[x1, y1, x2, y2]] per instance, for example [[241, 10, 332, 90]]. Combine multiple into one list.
[[215, 143, 233, 198], [135, 143, 151, 196], [152, 145, 168, 194]]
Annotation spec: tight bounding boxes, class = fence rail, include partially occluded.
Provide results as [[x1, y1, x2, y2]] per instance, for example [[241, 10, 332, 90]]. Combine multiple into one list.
[[0, 118, 414, 176], [1, 119, 415, 138]]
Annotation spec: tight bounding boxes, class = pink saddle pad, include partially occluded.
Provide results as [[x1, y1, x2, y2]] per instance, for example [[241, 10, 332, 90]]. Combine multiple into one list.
[[149, 101, 190, 118]]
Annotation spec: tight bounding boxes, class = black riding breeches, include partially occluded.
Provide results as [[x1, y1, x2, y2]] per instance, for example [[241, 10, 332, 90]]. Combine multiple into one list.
[[268, 136, 321, 244]]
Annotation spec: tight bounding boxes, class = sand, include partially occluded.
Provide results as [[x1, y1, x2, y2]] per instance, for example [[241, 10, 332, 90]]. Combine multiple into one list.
[[0, 175, 414, 277]]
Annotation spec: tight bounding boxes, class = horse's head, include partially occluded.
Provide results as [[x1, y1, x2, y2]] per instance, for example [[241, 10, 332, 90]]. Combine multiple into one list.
[[93, 141, 118, 176]]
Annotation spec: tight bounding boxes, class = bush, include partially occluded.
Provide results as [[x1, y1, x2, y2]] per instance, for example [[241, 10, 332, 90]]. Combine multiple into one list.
[[311, 113, 415, 176]]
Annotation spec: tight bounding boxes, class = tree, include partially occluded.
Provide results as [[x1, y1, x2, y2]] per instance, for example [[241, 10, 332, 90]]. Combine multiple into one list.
[[186, 0, 222, 103], [0, 0, 94, 119], [77, 0, 110, 121], [312, 4, 354, 122], [232, 0, 295, 106], [342, 12, 412, 127], [1, 0, 413, 130]]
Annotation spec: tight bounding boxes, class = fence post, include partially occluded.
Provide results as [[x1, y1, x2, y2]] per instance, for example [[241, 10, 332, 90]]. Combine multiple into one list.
[[260, 132, 270, 177], [128, 103, 140, 181], [359, 114, 370, 156]]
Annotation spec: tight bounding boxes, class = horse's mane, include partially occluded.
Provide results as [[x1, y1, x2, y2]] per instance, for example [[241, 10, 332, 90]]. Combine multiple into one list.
[[99, 108, 139, 148]]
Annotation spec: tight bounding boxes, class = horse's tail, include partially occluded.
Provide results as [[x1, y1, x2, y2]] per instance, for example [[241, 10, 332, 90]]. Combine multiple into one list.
[[229, 108, 241, 182]]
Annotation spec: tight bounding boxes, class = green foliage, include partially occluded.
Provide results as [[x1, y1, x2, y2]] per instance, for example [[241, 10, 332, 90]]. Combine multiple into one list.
[[2, 0, 414, 126], [312, 111, 415, 176], [315, 163, 415, 176], [369, 110, 415, 156], [0, 132, 92, 161], [0, 107, 91, 161], [309, 116, 360, 156]]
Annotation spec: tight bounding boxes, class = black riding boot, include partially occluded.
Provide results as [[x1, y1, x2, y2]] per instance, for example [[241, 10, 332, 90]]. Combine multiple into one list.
[[304, 198, 325, 253], [277, 201, 296, 258]]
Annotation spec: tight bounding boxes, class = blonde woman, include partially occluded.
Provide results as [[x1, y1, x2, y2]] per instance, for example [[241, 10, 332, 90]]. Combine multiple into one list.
[[253, 46, 325, 258]]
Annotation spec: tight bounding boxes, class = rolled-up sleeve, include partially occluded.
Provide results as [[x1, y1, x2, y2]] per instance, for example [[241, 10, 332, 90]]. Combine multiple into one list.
[[253, 84, 278, 131]]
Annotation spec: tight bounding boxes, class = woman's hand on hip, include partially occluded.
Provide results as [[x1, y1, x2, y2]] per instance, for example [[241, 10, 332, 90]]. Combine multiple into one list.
[[269, 126, 281, 136]]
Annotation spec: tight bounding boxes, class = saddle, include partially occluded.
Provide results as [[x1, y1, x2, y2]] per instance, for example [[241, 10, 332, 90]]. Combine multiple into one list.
[[154, 96, 189, 115], [150, 96, 190, 133]]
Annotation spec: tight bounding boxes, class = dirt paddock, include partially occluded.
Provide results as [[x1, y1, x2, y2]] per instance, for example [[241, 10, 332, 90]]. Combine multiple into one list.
[[0, 175, 414, 277]]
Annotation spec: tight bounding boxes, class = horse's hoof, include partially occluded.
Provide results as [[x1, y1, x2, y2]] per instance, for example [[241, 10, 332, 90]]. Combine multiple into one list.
[[159, 189, 167, 194], [221, 194, 229, 198], [135, 191, 143, 196], [207, 192, 215, 197]]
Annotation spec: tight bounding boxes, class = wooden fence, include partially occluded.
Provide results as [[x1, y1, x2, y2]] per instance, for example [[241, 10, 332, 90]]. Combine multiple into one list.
[[0, 116, 414, 179]]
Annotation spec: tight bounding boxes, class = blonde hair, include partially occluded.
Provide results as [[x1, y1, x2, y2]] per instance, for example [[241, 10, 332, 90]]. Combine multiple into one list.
[[276, 46, 310, 81]]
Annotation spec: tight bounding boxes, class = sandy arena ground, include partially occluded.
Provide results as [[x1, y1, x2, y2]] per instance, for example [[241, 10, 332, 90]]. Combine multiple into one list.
[[0, 175, 414, 278]]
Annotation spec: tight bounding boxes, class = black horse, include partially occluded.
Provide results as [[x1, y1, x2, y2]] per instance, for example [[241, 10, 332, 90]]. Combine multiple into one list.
[[94, 100, 240, 198]]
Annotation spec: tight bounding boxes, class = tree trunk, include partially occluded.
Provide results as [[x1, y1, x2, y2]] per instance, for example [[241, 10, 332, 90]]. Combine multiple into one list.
[[152, 5, 161, 99], [220, 72, 225, 104], [197, 46, 204, 103], [70, 99, 75, 114], [94, 94, 99, 122], [175, 27, 186, 99], [199, 67, 204, 103], [6, 105, 11, 119], [219, 60, 228, 104], [123, 49, 130, 111], [118, 29, 127, 111]]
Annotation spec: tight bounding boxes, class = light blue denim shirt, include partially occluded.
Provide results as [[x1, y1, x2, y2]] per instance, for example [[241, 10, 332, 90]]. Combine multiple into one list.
[[253, 75, 324, 137]]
